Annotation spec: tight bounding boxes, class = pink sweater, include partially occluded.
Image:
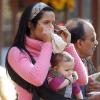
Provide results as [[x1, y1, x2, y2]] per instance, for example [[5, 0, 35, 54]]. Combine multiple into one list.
[[8, 36, 53, 100], [64, 43, 88, 85]]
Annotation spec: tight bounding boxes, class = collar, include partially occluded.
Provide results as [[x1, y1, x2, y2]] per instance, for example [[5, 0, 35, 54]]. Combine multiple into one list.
[[25, 36, 43, 52]]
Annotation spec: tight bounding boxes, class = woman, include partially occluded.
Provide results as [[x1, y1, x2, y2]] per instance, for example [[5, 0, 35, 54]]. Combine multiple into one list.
[[6, 2, 55, 100]]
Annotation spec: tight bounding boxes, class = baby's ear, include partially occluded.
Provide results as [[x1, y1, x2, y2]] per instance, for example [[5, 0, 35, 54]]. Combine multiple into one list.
[[53, 66, 58, 71]]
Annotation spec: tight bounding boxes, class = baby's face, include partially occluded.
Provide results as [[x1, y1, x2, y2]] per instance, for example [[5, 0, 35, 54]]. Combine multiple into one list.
[[56, 59, 74, 75]]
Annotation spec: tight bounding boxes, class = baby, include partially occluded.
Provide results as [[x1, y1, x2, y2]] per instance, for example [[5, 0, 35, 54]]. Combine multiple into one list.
[[47, 52, 83, 99]]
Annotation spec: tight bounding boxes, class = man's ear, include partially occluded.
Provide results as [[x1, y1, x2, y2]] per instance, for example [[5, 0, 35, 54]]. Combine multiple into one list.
[[75, 39, 83, 49]]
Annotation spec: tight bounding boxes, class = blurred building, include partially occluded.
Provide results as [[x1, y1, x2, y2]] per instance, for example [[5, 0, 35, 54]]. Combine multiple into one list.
[[0, 0, 100, 71]]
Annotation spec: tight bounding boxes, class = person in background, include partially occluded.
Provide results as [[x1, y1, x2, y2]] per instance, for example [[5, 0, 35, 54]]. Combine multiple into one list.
[[47, 52, 83, 99], [0, 65, 17, 100], [66, 18, 100, 98], [5, 2, 55, 100]]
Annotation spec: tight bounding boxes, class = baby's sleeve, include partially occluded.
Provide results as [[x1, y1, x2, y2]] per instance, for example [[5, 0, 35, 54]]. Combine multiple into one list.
[[47, 72, 65, 91]]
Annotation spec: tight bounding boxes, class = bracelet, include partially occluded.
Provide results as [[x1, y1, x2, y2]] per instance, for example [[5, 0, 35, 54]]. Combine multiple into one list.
[[65, 78, 72, 85]]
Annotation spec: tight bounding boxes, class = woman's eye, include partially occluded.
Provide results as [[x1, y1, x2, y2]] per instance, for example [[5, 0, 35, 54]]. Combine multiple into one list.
[[44, 21, 49, 24], [43, 21, 55, 25]]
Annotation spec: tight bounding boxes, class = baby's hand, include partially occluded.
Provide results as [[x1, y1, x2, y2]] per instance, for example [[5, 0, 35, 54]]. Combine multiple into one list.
[[67, 75, 74, 84], [72, 71, 78, 81]]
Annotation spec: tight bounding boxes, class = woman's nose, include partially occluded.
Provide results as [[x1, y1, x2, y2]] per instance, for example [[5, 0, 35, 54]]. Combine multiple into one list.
[[49, 23, 54, 29]]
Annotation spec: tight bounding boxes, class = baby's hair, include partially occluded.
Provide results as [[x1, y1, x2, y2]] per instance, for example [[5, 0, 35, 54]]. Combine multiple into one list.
[[50, 52, 72, 68]]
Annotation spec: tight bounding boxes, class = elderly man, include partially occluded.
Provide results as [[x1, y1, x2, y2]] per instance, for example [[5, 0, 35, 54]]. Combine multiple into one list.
[[66, 18, 100, 99]]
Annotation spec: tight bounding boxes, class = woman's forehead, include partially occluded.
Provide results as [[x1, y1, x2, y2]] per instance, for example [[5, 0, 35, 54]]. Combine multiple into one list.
[[40, 11, 55, 20]]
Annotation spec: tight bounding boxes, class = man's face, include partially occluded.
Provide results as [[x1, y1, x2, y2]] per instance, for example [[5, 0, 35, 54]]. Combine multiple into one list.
[[76, 23, 98, 58]]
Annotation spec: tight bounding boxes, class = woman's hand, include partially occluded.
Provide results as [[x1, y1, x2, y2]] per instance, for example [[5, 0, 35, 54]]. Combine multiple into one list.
[[42, 28, 54, 42], [41, 28, 52, 42], [41, 33, 52, 42]]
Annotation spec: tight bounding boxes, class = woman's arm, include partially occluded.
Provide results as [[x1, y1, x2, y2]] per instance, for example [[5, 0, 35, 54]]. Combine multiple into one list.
[[8, 42, 52, 86], [64, 43, 88, 85]]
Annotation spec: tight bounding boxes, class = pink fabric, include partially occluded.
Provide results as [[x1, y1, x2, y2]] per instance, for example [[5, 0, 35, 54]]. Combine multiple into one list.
[[64, 43, 88, 85], [48, 73, 65, 91], [8, 36, 53, 100], [72, 82, 81, 94]]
